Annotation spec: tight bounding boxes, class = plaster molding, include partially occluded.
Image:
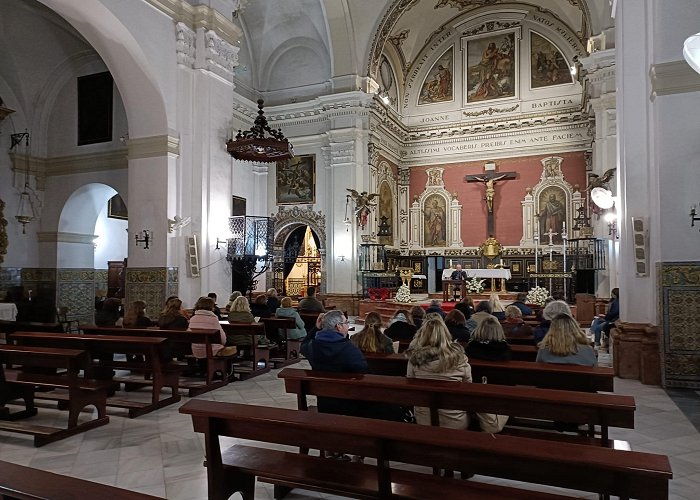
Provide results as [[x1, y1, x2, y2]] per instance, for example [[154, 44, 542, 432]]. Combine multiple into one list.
[[176, 22, 196, 67], [38, 232, 97, 244], [11, 149, 127, 179], [650, 60, 700, 100], [144, 0, 243, 46], [200, 29, 240, 80], [126, 135, 180, 159]]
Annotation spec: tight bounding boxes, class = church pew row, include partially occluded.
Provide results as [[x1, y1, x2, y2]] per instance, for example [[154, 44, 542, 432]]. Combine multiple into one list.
[[0, 345, 111, 447], [8, 331, 182, 418], [363, 352, 615, 392], [0, 460, 163, 499], [396, 339, 538, 360], [219, 322, 271, 379], [278, 367, 633, 447], [80, 326, 231, 396], [180, 400, 672, 500], [256, 316, 303, 368]]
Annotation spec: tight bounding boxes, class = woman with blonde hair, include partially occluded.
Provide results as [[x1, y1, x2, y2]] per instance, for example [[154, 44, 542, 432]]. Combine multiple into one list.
[[488, 292, 506, 321], [275, 296, 307, 340], [158, 297, 188, 330], [406, 316, 472, 429], [465, 316, 511, 361], [123, 300, 152, 328], [536, 313, 597, 366], [227, 295, 274, 348], [502, 305, 533, 337], [533, 299, 572, 343], [351, 312, 394, 354]]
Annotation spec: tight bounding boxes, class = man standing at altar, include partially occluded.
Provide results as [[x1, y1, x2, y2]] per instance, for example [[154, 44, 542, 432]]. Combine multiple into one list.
[[450, 264, 468, 301]]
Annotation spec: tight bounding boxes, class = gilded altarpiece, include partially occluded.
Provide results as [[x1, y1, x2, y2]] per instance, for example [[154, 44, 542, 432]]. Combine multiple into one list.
[[660, 262, 700, 388]]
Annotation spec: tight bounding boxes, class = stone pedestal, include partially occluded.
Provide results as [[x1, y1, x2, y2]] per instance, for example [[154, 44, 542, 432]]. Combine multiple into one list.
[[611, 321, 661, 385]]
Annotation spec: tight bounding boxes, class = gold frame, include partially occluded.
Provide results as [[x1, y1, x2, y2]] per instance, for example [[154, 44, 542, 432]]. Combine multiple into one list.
[[107, 194, 128, 220], [276, 154, 316, 205]]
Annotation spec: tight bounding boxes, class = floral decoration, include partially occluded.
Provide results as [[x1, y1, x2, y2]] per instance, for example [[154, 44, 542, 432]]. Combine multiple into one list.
[[394, 284, 412, 303], [466, 276, 486, 294], [526, 286, 550, 306], [367, 287, 391, 300]]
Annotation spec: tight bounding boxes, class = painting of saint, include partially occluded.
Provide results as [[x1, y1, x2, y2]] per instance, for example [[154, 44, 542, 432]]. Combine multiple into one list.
[[530, 32, 573, 88], [418, 48, 454, 105], [423, 195, 447, 247], [276, 155, 315, 205], [466, 32, 516, 103], [538, 188, 566, 244], [378, 181, 393, 245]]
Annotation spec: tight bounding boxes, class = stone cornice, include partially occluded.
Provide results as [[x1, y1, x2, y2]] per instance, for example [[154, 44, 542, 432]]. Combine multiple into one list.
[[650, 60, 700, 100], [126, 135, 180, 159], [144, 0, 243, 46], [37, 232, 97, 244], [11, 149, 128, 178]]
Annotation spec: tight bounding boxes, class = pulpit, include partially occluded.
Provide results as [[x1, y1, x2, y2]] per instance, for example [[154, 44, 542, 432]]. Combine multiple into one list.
[[441, 279, 466, 302]]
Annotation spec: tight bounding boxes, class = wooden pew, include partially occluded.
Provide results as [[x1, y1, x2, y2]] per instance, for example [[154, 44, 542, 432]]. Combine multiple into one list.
[[220, 322, 271, 379], [0, 345, 110, 446], [180, 400, 672, 500], [398, 340, 537, 361], [257, 317, 302, 368], [278, 367, 634, 447], [0, 460, 163, 499], [9, 331, 181, 417], [80, 326, 230, 396], [298, 311, 320, 332], [364, 353, 614, 392]]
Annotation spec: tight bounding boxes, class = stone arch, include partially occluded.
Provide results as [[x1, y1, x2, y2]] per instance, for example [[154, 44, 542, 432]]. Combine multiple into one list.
[[261, 38, 332, 91], [37, 0, 169, 138]]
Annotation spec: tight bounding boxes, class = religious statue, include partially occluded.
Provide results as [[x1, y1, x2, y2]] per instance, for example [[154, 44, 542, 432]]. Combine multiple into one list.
[[480, 236, 502, 259], [347, 189, 379, 230], [472, 174, 506, 213]]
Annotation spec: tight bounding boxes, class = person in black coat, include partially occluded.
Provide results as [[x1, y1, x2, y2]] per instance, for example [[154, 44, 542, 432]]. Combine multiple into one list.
[[250, 294, 272, 318], [384, 310, 417, 341], [465, 316, 511, 361], [444, 309, 472, 343], [425, 299, 446, 318]]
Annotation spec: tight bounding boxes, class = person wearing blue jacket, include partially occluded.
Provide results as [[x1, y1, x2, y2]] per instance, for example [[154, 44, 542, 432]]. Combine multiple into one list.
[[590, 288, 619, 345]]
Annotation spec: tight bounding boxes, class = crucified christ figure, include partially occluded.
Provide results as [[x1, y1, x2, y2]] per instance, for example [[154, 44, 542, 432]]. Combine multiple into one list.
[[471, 174, 507, 213]]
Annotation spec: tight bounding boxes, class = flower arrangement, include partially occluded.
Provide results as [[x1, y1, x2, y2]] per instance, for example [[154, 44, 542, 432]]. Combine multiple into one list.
[[526, 286, 550, 306], [367, 287, 391, 301], [394, 284, 412, 303], [466, 276, 486, 294]]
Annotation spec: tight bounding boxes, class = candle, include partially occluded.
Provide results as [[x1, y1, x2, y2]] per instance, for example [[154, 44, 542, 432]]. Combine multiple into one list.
[[562, 222, 566, 232]]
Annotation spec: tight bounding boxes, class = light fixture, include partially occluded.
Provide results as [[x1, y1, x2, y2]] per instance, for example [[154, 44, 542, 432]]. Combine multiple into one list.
[[604, 208, 619, 239], [215, 238, 228, 250], [590, 187, 615, 209], [0, 97, 15, 122], [135, 229, 152, 249], [226, 99, 294, 163], [690, 204, 700, 229], [377, 215, 392, 236], [344, 195, 352, 231], [227, 215, 274, 295], [10, 131, 36, 234]]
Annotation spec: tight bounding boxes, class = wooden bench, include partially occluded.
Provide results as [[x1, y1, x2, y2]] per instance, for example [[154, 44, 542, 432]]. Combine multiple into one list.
[[398, 340, 537, 361], [0, 344, 110, 446], [0, 460, 163, 499], [80, 326, 230, 396], [298, 311, 321, 332], [278, 367, 634, 447], [180, 400, 672, 500], [258, 317, 302, 368], [220, 322, 271, 380], [364, 353, 615, 392], [9, 331, 181, 417]]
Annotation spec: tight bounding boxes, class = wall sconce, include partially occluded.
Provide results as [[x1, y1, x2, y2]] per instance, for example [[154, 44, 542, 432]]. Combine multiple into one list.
[[690, 205, 700, 229], [215, 238, 228, 250], [337, 255, 346, 262], [377, 216, 392, 236], [604, 210, 619, 239], [135, 229, 152, 249]]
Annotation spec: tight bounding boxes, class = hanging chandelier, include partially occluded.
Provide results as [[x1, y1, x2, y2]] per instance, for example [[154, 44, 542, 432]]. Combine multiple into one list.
[[10, 131, 36, 234], [226, 99, 294, 163]]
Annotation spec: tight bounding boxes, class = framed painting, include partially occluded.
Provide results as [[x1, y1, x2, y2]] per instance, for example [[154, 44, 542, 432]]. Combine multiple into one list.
[[423, 194, 446, 247], [276, 154, 316, 205], [232, 195, 246, 216], [107, 194, 128, 220], [530, 32, 573, 88], [538, 187, 566, 244], [465, 31, 517, 103], [418, 47, 454, 105]]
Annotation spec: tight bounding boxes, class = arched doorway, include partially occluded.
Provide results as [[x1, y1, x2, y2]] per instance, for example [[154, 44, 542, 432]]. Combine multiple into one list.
[[276, 225, 322, 297]]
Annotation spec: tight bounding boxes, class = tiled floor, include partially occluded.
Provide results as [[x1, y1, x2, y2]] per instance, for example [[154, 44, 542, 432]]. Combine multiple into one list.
[[1, 335, 699, 498]]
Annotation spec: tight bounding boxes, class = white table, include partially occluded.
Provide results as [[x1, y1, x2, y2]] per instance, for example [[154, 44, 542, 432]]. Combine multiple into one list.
[[0, 303, 18, 321], [442, 268, 511, 293]]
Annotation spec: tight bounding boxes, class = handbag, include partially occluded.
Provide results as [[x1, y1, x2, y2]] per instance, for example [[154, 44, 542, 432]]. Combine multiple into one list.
[[475, 376, 509, 433]]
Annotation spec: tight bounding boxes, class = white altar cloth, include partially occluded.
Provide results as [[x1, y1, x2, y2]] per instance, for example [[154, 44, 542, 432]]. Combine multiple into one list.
[[441, 268, 511, 280]]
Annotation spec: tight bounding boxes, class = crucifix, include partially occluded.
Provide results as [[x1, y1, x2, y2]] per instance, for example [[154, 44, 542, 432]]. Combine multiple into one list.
[[465, 167, 517, 235]]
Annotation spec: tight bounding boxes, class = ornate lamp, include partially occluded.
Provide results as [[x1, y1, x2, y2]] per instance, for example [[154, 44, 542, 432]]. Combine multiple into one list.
[[226, 99, 294, 163], [226, 215, 274, 295], [10, 131, 36, 234]]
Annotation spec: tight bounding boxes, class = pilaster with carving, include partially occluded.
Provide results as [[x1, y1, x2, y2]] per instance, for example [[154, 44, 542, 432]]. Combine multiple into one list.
[[176, 22, 196, 67], [397, 166, 410, 254]]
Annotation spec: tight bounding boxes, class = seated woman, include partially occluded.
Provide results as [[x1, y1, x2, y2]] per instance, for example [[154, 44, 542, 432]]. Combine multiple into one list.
[[266, 288, 281, 313], [122, 300, 152, 328], [533, 300, 572, 344], [351, 312, 394, 354], [250, 294, 272, 319], [224, 291, 242, 314], [410, 305, 425, 329], [227, 296, 273, 348], [590, 287, 619, 346], [444, 309, 472, 342], [406, 316, 472, 429], [275, 296, 307, 341], [536, 314, 597, 367], [189, 296, 236, 358], [158, 298, 189, 330], [502, 305, 533, 337], [455, 296, 475, 317], [95, 297, 122, 326], [384, 309, 417, 341], [465, 316, 511, 361], [488, 293, 506, 321]]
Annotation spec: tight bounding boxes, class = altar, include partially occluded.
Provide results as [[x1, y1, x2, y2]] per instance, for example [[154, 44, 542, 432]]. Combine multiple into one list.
[[442, 268, 511, 297]]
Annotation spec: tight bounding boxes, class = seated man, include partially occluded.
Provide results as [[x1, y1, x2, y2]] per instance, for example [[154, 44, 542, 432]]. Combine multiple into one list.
[[590, 288, 619, 346], [298, 286, 326, 313], [510, 292, 533, 316], [449, 264, 467, 301]]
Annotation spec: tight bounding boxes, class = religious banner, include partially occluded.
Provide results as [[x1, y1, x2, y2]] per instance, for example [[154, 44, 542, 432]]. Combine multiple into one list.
[[418, 47, 454, 105], [276, 154, 316, 205], [530, 32, 573, 88], [465, 32, 516, 103]]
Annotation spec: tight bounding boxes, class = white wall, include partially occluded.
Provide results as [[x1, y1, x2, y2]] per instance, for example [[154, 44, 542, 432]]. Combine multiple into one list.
[[93, 202, 128, 268]]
